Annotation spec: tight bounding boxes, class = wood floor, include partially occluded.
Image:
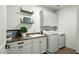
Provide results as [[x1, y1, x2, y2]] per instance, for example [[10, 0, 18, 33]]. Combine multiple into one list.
[[55, 47, 76, 54]]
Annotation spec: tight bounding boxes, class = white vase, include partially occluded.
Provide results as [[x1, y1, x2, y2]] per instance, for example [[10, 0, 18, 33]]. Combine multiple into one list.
[[21, 33, 26, 39]]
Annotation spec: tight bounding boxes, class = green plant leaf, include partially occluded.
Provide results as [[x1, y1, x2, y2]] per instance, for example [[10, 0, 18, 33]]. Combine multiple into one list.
[[20, 26, 28, 33]]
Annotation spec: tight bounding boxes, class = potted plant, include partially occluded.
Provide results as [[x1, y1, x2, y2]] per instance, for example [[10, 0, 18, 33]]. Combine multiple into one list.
[[20, 26, 28, 39]]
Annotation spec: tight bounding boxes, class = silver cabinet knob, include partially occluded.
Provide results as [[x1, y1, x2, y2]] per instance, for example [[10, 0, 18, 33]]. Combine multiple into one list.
[[21, 46, 23, 48]]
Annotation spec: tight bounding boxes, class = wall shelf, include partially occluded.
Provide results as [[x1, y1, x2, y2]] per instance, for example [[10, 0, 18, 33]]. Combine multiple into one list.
[[20, 8, 33, 14], [21, 20, 34, 24], [21, 22, 33, 24]]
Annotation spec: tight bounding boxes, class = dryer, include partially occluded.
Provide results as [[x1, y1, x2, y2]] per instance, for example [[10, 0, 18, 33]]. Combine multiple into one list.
[[58, 33, 66, 48]]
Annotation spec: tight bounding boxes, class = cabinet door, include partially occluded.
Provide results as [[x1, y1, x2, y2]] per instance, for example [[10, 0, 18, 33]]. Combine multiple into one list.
[[32, 37, 47, 54], [7, 46, 20, 54], [40, 37, 47, 53], [20, 43, 32, 54], [43, 9, 57, 26], [32, 39, 40, 54]]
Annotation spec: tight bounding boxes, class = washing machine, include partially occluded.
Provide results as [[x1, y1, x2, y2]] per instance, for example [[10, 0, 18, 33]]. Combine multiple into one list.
[[43, 30, 59, 53]]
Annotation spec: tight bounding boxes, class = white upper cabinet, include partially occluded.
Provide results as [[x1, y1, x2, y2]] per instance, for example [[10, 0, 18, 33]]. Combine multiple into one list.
[[43, 10, 57, 26], [40, 9, 57, 26]]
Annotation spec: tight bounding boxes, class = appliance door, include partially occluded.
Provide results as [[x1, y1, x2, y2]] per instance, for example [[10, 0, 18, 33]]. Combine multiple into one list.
[[47, 34, 59, 53], [21, 16, 31, 23], [59, 34, 66, 48]]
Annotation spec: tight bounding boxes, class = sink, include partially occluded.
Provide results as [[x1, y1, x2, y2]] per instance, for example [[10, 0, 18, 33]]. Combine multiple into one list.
[[29, 34, 45, 38]]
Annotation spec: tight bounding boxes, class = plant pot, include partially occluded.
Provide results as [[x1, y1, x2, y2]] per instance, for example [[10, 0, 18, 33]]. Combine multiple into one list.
[[21, 33, 27, 39]]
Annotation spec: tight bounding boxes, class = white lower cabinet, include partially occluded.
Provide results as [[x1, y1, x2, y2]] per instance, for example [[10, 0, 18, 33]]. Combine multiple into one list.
[[20, 44, 32, 54], [32, 39, 41, 54], [7, 40, 32, 54], [7, 37, 47, 54], [7, 46, 20, 54], [7, 44, 32, 54], [40, 37, 47, 53], [32, 37, 47, 54]]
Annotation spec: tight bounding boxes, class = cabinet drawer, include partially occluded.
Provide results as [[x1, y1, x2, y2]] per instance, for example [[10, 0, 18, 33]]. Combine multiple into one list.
[[17, 40, 32, 45], [7, 40, 32, 48], [7, 42, 18, 48]]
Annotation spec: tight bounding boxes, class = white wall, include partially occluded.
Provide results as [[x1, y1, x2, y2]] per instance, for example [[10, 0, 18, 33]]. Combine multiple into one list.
[[0, 5, 6, 53], [7, 5, 41, 33], [76, 7, 79, 53], [7, 5, 58, 33], [57, 6, 77, 50]]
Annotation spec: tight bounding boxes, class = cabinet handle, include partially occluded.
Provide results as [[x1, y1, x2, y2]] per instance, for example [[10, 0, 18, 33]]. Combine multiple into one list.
[[18, 46, 21, 48], [21, 46, 23, 48], [17, 42, 24, 44]]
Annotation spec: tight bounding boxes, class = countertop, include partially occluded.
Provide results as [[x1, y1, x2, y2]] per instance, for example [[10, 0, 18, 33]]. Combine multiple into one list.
[[7, 35, 46, 43]]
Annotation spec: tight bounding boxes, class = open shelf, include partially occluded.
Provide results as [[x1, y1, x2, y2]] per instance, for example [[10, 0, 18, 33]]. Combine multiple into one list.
[[20, 8, 33, 14]]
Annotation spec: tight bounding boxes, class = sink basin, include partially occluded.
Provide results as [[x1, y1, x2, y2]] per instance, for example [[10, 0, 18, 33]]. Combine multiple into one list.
[[29, 34, 45, 37]]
